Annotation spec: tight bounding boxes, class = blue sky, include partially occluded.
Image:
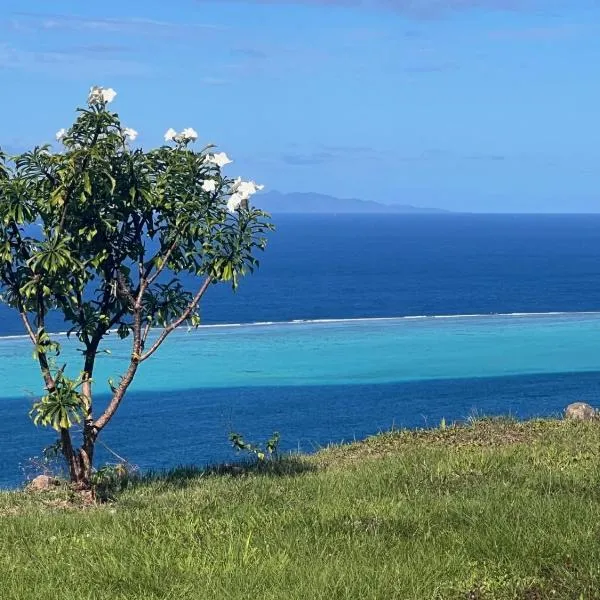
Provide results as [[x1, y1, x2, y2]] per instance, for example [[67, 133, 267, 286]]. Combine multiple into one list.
[[1, 0, 599, 212]]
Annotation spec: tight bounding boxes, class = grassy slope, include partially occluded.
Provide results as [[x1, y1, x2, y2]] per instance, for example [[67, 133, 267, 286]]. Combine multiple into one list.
[[2, 418, 600, 599]]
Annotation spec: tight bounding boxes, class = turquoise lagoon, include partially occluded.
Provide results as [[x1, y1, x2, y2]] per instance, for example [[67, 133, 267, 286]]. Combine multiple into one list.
[[2, 312, 600, 487], [2, 312, 600, 396]]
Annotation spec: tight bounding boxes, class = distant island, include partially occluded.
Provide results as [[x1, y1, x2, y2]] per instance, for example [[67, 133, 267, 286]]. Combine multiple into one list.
[[255, 191, 449, 214]]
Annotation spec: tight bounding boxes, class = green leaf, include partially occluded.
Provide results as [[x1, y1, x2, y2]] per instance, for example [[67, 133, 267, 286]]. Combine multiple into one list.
[[29, 370, 85, 431], [84, 172, 92, 195]]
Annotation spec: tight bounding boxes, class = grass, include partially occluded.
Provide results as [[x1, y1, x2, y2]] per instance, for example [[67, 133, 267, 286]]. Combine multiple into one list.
[[2, 416, 600, 599]]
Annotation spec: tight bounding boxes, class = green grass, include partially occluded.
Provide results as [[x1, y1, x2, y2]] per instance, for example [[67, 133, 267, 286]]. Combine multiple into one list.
[[2, 417, 600, 599]]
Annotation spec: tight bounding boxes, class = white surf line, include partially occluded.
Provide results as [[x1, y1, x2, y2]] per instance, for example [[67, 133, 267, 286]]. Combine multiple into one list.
[[1, 310, 600, 341]]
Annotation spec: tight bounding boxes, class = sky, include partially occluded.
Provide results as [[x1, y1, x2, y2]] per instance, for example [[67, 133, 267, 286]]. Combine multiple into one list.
[[1, 0, 599, 213]]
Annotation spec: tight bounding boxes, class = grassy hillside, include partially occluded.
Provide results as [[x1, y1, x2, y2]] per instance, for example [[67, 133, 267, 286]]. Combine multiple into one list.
[[2, 417, 600, 599]]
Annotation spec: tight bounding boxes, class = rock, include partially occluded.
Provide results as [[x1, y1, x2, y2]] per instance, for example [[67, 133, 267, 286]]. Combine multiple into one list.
[[564, 402, 597, 421], [27, 474, 60, 492]]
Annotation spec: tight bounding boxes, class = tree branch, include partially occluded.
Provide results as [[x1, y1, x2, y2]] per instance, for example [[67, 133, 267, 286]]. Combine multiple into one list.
[[18, 310, 36, 345], [143, 236, 179, 291], [141, 320, 152, 346], [139, 275, 212, 363], [93, 293, 144, 433]]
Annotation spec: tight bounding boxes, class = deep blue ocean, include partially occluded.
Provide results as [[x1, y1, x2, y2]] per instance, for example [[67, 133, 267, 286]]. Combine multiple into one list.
[[2, 214, 600, 488]]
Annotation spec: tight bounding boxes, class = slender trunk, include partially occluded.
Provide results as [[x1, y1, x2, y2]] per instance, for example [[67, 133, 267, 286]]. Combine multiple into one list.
[[66, 350, 98, 489], [59, 427, 92, 488], [61, 437, 95, 489]]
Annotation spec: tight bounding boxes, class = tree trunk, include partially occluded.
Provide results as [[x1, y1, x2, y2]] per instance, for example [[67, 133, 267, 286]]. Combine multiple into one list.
[[66, 354, 97, 490], [60, 426, 95, 490]]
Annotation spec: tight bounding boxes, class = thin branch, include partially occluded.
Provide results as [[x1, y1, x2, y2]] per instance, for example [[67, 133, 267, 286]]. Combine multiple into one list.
[[134, 229, 183, 312], [93, 358, 138, 434], [141, 320, 152, 346], [19, 311, 36, 345], [75, 288, 90, 347], [139, 275, 212, 363], [143, 236, 179, 290], [93, 291, 144, 433], [116, 271, 135, 306]]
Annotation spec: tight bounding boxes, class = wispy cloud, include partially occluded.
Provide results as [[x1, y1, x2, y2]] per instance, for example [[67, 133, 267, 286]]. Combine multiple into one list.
[[465, 153, 507, 161], [51, 43, 136, 59], [0, 42, 150, 77], [395, 149, 450, 162], [230, 47, 269, 60], [7, 12, 222, 37], [280, 147, 515, 167], [321, 144, 378, 155], [281, 151, 335, 165], [281, 144, 379, 165], [196, 0, 538, 18], [1, 12, 225, 76]]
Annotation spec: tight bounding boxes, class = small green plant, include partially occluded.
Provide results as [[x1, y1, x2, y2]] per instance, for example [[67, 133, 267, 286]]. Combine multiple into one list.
[[91, 463, 136, 502], [229, 431, 281, 461]]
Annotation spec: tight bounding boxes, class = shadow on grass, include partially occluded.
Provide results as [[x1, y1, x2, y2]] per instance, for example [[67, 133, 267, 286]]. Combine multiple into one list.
[[127, 455, 317, 492]]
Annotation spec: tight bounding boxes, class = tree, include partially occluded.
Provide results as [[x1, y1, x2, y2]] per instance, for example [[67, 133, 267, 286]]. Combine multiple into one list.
[[0, 86, 272, 489]]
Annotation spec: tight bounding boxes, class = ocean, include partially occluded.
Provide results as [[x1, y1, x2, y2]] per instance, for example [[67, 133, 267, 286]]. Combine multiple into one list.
[[2, 214, 600, 488]]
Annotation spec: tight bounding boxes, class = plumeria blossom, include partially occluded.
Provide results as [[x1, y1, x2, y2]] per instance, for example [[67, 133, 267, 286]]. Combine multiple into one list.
[[235, 180, 264, 198], [226, 179, 264, 213], [123, 127, 138, 142], [102, 88, 117, 103], [206, 152, 233, 168], [164, 127, 199, 144], [124, 128, 138, 141], [180, 127, 198, 142], [88, 86, 117, 105], [88, 86, 103, 104], [226, 193, 245, 213], [164, 128, 177, 142], [55, 128, 67, 141], [201, 179, 217, 193]]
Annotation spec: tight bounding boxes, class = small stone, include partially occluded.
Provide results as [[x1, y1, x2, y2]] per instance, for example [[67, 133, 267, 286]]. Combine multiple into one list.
[[27, 474, 60, 492], [564, 402, 597, 422]]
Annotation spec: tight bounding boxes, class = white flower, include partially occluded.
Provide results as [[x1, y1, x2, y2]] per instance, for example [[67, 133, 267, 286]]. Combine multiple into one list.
[[206, 152, 233, 168], [181, 127, 198, 142], [88, 86, 103, 104], [123, 127, 138, 141], [164, 127, 198, 144], [201, 179, 217, 193], [55, 128, 66, 141], [88, 86, 117, 105], [102, 88, 117, 103], [164, 128, 178, 142], [227, 193, 244, 213], [235, 180, 264, 199]]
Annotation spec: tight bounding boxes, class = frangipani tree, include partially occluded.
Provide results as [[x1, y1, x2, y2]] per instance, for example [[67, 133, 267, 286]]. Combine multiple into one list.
[[0, 86, 271, 489]]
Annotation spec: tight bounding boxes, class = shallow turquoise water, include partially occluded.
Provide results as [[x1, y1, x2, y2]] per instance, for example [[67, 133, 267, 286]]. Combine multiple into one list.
[[2, 312, 600, 488], [1, 313, 600, 399]]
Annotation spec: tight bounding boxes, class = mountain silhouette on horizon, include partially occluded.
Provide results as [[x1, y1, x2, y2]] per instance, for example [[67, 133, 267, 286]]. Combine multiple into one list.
[[255, 190, 448, 214]]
